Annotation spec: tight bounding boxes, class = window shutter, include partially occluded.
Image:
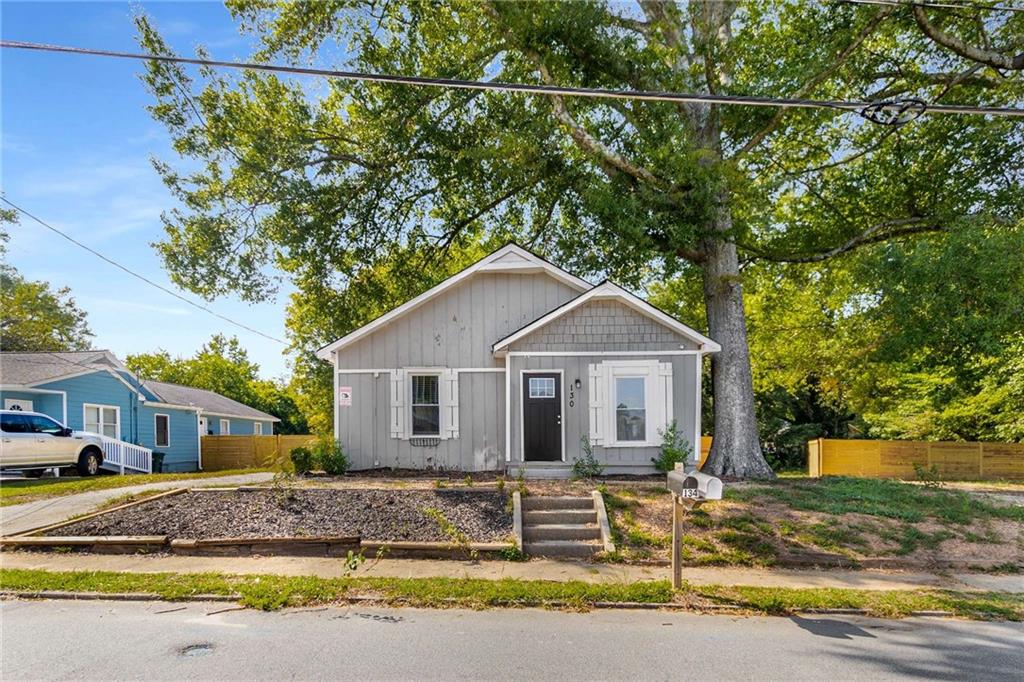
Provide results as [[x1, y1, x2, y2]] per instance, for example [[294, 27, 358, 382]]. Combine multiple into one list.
[[658, 361, 674, 432], [441, 368, 460, 440], [390, 369, 407, 439], [588, 363, 606, 444]]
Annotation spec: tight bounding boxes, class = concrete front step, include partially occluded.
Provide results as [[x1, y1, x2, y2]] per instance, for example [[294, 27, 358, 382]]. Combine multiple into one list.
[[522, 496, 594, 511], [523, 540, 602, 558], [523, 524, 602, 541], [523, 509, 597, 525]]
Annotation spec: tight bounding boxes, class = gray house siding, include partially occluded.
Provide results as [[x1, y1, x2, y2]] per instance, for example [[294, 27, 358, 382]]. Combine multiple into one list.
[[509, 299, 700, 352], [334, 273, 581, 369], [507, 353, 699, 473], [333, 270, 580, 471], [335, 370, 505, 471]]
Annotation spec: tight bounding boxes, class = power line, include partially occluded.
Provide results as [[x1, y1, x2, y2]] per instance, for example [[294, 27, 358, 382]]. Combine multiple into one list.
[[2, 40, 1022, 121], [839, 0, 1024, 13], [1, 196, 288, 346]]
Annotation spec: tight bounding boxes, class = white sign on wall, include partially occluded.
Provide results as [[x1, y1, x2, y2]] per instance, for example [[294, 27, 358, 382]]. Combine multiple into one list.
[[339, 387, 353, 407]]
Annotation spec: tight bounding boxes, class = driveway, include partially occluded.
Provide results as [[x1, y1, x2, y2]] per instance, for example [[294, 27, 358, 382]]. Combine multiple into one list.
[[0, 472, 275, 536]]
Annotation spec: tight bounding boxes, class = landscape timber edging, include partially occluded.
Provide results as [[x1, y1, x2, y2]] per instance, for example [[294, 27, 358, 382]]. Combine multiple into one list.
[[1, 487, 190, 539], [170, 536, 360, 558], [361, 540, 510, 560], [0, 535, 168, 554]]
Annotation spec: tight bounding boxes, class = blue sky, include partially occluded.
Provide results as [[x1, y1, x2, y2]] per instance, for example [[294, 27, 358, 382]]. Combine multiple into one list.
[[2, 1, 295, 378]]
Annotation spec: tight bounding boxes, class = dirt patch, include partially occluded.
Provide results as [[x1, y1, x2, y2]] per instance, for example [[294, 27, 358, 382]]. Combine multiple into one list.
[[49, 489, 513, 542], [600, 480, 1024, 570]]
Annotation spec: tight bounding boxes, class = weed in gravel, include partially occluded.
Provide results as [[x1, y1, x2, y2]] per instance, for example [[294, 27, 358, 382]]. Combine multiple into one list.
[[495, 477, 506, 494], [464, 475, 474, 487], [422, 507, 477, 560]]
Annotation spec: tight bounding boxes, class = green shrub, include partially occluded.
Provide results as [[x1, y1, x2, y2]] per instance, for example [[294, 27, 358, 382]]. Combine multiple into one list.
[[652, 420, 692, 472], [314, 439, 349, 476], [571, 435, 605, 479], [290, 447, 315, 475]]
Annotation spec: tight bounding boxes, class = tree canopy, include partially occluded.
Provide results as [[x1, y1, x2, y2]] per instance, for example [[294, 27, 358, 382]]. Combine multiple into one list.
[[126, 334, 309, 434], [0, 210, 94, 352], [135, 1, 1023, 476]]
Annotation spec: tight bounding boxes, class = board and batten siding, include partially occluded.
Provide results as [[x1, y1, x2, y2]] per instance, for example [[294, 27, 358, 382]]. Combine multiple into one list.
[[332, 272, 582, 369], [507, 353, 699, 473], [336, 370, 505, 471], [332, 271, 581, 471]]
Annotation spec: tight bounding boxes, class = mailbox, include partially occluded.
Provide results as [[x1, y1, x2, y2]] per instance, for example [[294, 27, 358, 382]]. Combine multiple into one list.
[[667, 464, 723, 501]]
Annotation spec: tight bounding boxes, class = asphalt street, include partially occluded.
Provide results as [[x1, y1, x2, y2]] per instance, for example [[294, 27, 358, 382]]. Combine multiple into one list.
[[2, 599, 1022, 681]]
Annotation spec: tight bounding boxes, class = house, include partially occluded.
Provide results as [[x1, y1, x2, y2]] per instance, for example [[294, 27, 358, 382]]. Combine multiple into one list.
[[0, 350, 279, 472], [316, 244, 720, 476]]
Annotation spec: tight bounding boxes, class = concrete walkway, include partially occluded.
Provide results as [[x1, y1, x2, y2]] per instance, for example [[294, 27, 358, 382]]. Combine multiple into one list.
[[3, 551, 1021, 593], [0, 473, 275, 536]]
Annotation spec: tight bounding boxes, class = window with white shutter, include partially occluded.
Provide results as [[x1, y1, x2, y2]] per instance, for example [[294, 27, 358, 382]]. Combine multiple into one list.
[[591, 360, 674, 448]]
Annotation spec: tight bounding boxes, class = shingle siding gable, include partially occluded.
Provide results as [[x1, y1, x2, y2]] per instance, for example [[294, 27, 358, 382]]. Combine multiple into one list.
[[509, 299, 698, 352]]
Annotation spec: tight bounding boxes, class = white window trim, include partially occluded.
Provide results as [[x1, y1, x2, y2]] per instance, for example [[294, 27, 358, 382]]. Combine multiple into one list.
[[154, 413, 170, 448], [409, 371, 443, 437], [604, 361, 663, 448], [253, 422, 263, 436], [219, 419, 231, 435], [83, 403, 121, 440]]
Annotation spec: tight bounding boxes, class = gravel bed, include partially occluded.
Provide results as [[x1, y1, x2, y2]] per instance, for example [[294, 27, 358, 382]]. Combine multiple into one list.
[[49, 489, 512, 542]]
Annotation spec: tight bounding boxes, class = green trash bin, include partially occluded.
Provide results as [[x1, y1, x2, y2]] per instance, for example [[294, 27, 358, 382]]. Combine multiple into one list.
[[151, 452, 165, 474]]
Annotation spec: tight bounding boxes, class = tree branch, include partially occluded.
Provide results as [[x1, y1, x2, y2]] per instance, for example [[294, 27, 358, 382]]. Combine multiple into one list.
[[912, 4, 1023, 71], [527, 53, 667, 188], [743, 217, 942, 264], [733, 5, 894, 158]]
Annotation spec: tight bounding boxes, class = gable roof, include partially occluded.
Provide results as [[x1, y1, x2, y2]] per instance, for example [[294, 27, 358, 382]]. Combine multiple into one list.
[[0, 350, 131, 387], [315, 244, 591, 359], [143, 380, 280, 422], [491, 281, 721, 355]]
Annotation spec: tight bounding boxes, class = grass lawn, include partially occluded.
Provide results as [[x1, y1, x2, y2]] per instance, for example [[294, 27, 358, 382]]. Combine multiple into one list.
[[1, 568, 1021, 620], [600, 477, 1024, 569], [0, 469, 276, 507]]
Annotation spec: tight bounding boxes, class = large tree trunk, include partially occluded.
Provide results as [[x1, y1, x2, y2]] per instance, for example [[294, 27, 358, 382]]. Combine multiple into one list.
[[699, 209, 774, 480]]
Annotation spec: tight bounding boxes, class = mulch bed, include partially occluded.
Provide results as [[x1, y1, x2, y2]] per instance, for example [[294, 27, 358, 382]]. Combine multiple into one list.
[[47, 489, 512, 542]]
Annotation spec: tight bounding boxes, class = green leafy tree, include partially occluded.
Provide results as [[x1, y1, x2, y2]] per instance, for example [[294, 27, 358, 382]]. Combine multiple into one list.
[[0, 210, 94, 351], [135, 2, 1022, 478], [126, 334, 309, 433]]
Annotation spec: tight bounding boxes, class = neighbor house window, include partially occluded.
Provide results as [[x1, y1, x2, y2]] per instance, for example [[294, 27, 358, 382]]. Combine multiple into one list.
[[528, 377, 556, 399], [84, 404, 119, 439], [219, 419, 230, 435], [253, 422, 263, 436], [155, 414, 170, 447], [614, 376, 647, 443], [410, 374, 440, 436]]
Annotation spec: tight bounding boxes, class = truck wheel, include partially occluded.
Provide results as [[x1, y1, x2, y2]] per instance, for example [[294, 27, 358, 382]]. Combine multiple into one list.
[[77, 449, 101, 476]]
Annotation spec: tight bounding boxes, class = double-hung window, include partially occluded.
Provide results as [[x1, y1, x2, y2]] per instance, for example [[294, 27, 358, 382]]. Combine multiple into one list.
[[614, 376, 647, 443], [410, 374, 441, 436], [84, 404, 119, 439], [253, 422, 263, 436], [219, 419, 231, 435]]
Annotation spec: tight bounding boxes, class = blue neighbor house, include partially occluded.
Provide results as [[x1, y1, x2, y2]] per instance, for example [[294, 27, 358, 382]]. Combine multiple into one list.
[[0, 350, 279, 472]]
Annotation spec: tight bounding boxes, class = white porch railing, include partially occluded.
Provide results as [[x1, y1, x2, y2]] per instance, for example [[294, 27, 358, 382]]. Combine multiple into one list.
[[99, 436, 153, 474]]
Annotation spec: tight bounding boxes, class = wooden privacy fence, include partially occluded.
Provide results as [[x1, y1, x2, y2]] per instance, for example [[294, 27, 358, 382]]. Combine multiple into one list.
[[201, 435, 317, 471], [807, 438, 1024, 480]]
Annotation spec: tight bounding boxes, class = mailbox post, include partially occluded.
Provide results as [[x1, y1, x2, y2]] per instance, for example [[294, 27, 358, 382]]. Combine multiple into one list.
[[666, 464, 723, 589]]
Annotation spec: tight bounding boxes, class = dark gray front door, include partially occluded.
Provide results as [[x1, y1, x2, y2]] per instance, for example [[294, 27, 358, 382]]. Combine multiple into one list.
[[523, 373, 562, 461]]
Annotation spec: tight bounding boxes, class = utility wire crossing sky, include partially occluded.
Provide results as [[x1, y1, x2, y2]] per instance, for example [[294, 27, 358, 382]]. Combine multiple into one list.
[[2, 40, 1023, 124]]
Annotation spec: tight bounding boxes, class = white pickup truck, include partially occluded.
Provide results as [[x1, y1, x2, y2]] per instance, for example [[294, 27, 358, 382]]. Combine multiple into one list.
[[0, 409, 105, 477]]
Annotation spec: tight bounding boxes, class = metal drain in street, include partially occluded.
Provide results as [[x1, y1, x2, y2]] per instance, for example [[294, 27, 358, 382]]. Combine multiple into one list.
[[179, 644, 214, 658]]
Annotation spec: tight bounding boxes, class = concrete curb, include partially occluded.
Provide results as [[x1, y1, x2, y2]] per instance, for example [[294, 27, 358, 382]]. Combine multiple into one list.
[[0, 589, 958, 618]]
